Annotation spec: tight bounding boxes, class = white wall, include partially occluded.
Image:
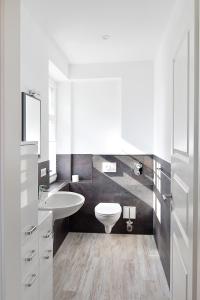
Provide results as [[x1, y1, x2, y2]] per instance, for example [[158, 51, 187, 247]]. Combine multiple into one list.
[[154, 0, 190, 162], [71, 79, 121, 153], [20, 5, 154, 157], [70, 61, 154, 154], [20, 3, 69, 162], [56, 81, 71, 154]]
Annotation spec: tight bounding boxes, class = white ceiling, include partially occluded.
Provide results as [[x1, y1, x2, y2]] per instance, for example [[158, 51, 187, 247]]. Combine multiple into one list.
[[24, 0, 175, 64]]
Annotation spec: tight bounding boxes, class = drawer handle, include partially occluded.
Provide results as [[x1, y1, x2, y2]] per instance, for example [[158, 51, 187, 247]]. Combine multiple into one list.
[[25, 225, 37, 236], [44, 249, 52, 260], [24, 250, 36, 262], [25, 273, 37, 287], [43, 230, 53, 239]]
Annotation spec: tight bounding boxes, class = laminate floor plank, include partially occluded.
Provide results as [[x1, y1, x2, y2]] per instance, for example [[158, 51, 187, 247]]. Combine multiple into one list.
[[54, 233, 169, 300]]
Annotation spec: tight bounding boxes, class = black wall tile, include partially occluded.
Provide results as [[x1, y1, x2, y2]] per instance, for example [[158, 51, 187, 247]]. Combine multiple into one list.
[[69, 155, 153, 235], [153, 155, 171, 287], [53, 155, 157, 254], [56, 154, 71, 181], [52, 182, 70, 255], [53, 217, 70, 255], [71, 154, 93, 180], [38, 160, 50, 188]]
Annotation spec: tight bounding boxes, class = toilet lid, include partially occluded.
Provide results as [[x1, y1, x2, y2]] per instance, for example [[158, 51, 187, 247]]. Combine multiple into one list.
[[95, 203, 121, 215]]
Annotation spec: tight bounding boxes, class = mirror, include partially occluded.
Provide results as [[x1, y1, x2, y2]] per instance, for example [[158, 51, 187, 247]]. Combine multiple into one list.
[[22, 92, 41, 155]]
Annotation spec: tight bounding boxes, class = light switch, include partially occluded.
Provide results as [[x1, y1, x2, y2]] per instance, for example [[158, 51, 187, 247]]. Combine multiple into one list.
[[41, 168, 47, 178], [102, 162, 117, 173]]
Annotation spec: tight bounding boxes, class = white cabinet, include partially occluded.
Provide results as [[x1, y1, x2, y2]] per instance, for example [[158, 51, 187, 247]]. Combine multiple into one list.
[[21, 142, 39, 300], [21, 143, 53, 300], [38, 211, 53, 300]]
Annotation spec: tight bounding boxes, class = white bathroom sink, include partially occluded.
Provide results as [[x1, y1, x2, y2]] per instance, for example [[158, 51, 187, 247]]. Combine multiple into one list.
[[39, 191, 85, 220]]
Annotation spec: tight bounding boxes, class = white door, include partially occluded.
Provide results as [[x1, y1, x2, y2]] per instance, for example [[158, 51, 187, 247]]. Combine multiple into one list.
[[171, 1, 197, 300]]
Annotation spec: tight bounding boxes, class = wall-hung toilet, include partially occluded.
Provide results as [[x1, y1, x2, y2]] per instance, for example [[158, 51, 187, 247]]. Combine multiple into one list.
[[95, 203, 122, 234]]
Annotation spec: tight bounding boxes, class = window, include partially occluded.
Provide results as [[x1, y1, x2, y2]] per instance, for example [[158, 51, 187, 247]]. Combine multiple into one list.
[[49, 79, 57, 183]]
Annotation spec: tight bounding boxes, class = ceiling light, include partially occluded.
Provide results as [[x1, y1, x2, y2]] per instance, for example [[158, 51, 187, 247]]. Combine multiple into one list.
[[102, 34, 111, 40]]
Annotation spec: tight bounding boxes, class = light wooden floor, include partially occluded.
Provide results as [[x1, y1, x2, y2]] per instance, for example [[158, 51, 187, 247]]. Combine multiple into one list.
[[54, 233, 170, 300]]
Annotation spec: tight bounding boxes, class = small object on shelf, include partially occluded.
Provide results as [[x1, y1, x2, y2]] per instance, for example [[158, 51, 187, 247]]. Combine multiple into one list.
[[72, 175, 79, 182]]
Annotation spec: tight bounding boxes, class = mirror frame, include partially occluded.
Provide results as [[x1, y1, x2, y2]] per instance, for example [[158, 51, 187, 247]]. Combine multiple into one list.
[[21, 92, 41, 156]]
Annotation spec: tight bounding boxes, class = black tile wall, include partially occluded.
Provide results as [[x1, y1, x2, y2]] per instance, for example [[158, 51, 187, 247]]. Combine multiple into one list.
[[38, 160, 50, 188], [53, 217, 70, 255], [71, 154, 93, 180], [69, 154, 154, 235], [56, 154, 71, 181], [153, 155, 171, 287], [52, 183, 70, 255]]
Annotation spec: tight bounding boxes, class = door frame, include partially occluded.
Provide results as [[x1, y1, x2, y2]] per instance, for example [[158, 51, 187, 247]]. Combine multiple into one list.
[[193, 2, 200, 300], [0, 0, 21, 299], [197, 0, 200, 297], [170, 0, 199, 299]]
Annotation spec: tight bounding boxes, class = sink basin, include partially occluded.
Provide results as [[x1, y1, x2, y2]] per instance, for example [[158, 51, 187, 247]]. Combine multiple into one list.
[[39, 191, 85, 220]]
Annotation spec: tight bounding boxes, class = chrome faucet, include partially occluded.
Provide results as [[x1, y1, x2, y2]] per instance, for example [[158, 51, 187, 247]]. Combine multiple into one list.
[[38, 185, 48, 200]]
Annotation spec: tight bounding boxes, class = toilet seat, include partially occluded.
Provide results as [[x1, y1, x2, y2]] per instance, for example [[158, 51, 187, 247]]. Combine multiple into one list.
[[95, 203, 121, 216]]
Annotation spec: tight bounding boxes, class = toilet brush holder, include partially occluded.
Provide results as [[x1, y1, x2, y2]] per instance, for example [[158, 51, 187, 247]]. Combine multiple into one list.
[[126, 219, 133, 232]]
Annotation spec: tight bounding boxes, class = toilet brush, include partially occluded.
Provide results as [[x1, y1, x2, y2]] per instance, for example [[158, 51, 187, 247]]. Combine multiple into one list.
[[126, 207, 133, 232]]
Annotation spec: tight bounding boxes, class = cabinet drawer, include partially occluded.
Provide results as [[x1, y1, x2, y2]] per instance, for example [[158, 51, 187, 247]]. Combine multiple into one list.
[[39, 239, 53, 260], [21, 234, 39, 279], [38, 212, 53, 300], [39, 214, 53, 254], [21, 145, 38, 246], [39, 249, 53, 277], [39, 269, 53, 300], [21, 200, 38, 246], [21, 263, 39, 300], [39, 236, 53, 277]]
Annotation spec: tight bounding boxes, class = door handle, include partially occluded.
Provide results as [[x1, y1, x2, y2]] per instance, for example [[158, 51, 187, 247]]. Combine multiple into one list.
[[162, 193, 172, 201], [163, 193, 174, 210]]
